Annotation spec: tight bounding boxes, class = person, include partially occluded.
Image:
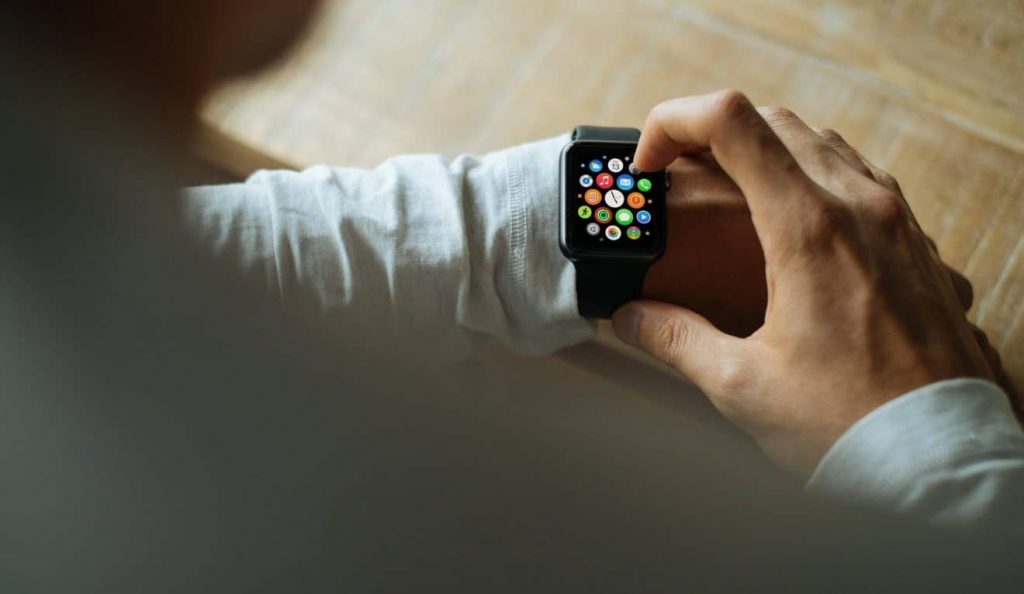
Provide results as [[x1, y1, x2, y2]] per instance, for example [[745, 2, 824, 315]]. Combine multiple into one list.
[[185, 93, 1024, 529], [2, 1, 1022, 591]]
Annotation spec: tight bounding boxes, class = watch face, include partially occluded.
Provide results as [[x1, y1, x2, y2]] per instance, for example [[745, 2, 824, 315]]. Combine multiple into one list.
[[562, 141, 666, 258]]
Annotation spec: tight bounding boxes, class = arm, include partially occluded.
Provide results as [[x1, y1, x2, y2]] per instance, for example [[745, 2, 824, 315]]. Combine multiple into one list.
[[184, 136, 774, 359], [808, 378, 1024, 535], [184, 136, 593, 358]]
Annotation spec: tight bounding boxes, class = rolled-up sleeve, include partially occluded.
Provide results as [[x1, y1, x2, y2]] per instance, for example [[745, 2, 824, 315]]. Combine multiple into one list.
[[183, 136, 593, 359], [806, 378, 1024, 535]]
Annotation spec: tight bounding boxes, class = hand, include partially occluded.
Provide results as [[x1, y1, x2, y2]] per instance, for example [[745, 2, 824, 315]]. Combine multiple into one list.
[[612, 90, 1000, 478], [646, 125, 1020, 424]]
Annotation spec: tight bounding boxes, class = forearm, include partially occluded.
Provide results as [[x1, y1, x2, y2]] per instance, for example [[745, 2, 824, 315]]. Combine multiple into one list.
[[183, 136, 593, 358]]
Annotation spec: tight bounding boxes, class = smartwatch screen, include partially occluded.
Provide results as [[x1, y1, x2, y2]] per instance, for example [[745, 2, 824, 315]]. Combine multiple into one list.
[[563, 142, 666, 257]]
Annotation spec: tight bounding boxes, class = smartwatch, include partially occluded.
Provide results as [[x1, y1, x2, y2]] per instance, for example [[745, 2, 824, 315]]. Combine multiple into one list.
[[559, 125, 668, 319]]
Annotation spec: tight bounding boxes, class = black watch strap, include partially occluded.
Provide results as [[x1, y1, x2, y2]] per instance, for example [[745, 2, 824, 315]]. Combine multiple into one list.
[[574, 259, 650, 319], [570, 125, 649, 319], [572, 125, 641, 143]]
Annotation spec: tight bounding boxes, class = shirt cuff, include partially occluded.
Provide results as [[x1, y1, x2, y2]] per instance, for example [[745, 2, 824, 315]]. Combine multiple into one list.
[[806, 378, 1024, 518], [497, 135, 595, 354]]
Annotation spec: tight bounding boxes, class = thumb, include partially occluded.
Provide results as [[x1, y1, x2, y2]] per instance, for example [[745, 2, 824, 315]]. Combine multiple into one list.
[[612, 300, 739, 389]]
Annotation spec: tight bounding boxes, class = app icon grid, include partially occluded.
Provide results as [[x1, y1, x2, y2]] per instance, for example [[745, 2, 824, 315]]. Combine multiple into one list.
[[577, 155, 654, 240]]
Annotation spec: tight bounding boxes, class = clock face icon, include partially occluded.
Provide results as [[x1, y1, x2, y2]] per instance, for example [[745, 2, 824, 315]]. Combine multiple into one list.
[[604, 189, 625, 208]]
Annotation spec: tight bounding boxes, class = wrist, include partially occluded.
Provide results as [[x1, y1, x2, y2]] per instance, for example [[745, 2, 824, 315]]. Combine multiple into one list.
[[560, 126, 667, 319], [641, 196, 766, 337]]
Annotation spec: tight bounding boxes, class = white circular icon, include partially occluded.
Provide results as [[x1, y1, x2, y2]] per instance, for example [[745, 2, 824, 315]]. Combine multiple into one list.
[[579, 174, 594, 188], [628, 163, 641, 176], [608, 158, 624, 173], [604, 189, 625, 208], [605, 225, 622, 241], [586, 222, 601, 236]]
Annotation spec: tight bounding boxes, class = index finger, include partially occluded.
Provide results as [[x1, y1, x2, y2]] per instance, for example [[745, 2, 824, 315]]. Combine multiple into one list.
[[635, 90, 819, 234]]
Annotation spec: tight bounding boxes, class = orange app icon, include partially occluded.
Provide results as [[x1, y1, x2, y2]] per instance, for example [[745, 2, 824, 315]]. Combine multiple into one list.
[[584, 189, 603, 206], [627, 192, 645, 209]]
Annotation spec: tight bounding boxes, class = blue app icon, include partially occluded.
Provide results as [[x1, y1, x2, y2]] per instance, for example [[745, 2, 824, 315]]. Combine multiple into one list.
[[616, 174, 635, 191], [588, 159, 604, 173], [636, 210, 652, 225]]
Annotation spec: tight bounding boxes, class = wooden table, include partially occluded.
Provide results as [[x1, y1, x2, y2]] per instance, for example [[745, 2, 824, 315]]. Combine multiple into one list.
[[199, 0, 1024, 389]]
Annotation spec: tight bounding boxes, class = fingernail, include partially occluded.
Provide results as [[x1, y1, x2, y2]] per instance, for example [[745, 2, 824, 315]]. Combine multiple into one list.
[[611, 306, 641, 346]]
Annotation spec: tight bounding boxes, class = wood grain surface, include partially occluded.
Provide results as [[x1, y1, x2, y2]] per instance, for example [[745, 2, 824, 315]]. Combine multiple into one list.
[[200, 0, 1024, 389]]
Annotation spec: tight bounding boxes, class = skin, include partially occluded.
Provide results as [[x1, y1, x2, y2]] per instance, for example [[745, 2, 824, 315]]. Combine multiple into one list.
[[615, 90, 1017, 478], [644, 119, 1015, 404], [642, 154, 767, 338]]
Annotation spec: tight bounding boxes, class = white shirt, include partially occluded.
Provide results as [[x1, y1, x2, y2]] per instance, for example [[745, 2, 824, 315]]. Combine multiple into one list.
[[185, 135, 1024, 533]]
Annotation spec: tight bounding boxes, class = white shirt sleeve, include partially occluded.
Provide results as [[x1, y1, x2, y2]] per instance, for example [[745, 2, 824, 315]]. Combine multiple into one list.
[[183, 135, 594, 359], [806, 378, 1024, 535]]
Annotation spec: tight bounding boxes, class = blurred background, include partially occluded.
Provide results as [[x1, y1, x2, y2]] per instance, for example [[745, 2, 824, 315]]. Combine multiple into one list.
[[194, 0, 1024, 390]]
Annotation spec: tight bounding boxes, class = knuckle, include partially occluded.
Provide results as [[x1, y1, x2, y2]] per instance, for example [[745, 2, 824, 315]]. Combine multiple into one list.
[[760, 105, 797, 127], [713, 355, 750, 397], [957, 276, 975, 307], [989, 344, 1003, 368], [975, 328, 1003, 366], [653, 317, 694, 361], [864, 190, 907, 229], [875, 171, 902, 194], [818, 127, 842, 141], [817, 128, 846, 148], [650, 99, 675, 121], [712, 89, 756, 124], [800, 200, 851, 246], [950, 267, 972, 290], [962, 274, 975, 297]]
